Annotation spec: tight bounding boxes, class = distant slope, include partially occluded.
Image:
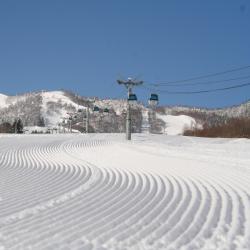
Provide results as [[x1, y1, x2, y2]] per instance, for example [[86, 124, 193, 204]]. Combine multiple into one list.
[[156, 114, 198, 135], [40, 91, 86, 126], [163, 100, 250, 119]]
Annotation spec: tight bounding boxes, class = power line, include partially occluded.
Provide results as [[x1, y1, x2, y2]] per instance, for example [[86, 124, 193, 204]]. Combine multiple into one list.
[[147, 75, 250, 87], [150, 65, 250, 85], [142, 82, 250, 94]]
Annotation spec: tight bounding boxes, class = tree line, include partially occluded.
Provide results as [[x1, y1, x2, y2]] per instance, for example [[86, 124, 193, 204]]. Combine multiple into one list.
[[184, 117, 250, 138]]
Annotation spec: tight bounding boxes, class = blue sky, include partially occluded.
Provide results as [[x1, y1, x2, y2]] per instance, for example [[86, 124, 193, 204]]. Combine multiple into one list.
[[0, 0, 249, 108]]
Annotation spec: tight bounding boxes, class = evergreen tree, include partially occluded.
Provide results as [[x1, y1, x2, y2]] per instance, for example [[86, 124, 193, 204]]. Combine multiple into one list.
[[37, 116, 45, 127], [13, 119, 23, 133], [17, 119, 23, 133]]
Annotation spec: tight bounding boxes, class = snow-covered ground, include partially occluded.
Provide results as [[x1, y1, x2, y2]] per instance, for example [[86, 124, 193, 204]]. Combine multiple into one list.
[[157, 114, 198, 135], [0, 134, 249, 250], [0, 94, 8, 108], [0, 93, 27, 109], [40, 91, 87, 126], [141, 110, 150, 133]]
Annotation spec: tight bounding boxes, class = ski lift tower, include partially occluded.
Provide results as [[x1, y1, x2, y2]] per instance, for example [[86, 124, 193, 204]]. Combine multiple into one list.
[[77, 99, 96, 133], [117, 78, 143, 140]]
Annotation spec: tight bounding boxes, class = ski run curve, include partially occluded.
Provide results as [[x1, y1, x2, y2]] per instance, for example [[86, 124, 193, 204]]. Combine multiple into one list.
[[0, 134, 250, 250]]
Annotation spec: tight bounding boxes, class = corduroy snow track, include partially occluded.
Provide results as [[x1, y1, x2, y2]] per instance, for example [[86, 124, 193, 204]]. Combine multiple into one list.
[[0, 134, 249, 250]]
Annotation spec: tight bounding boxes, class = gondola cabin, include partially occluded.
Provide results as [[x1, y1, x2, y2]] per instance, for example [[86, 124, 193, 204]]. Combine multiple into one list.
[[93, 106, 100, 112], [103, 108, 109, 113], [128, 93, 137, 104], [149, 93, 159, 106]]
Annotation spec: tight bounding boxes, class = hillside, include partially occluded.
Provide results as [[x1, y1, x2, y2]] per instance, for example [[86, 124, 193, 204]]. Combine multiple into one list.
[[161, 101, 250, 123], [0, 90, 249, 135]]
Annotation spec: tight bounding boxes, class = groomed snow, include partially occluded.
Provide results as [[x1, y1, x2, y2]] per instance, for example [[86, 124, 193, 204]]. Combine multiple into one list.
[[0, 134, 249, 250], [157, 114, 198, 135]]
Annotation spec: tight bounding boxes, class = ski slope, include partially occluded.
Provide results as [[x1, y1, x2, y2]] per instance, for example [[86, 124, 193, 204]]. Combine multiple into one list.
[[0, 134, 249, 250], [157, 114, 198, 135]]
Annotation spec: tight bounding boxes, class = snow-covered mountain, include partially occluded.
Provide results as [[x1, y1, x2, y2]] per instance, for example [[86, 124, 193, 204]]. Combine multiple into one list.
[[162, 100, 250, 119], [0, 90, 143, 133], [0, 90, 249, 135]]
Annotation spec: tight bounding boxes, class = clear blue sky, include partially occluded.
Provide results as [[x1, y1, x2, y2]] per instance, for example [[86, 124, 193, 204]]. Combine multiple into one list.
[[0, 0, 249, 108]]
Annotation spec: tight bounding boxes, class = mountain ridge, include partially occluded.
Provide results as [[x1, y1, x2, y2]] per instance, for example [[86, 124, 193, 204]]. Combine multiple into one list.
[[0, 90, 249, 134]]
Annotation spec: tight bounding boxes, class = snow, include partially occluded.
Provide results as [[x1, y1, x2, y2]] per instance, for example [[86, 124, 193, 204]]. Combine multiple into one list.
[[157, 114, 198, 135], [163, 100, 250, 118], [141, 109, 150, 133], [0, 133, 249, 249], [41, 91, 79, 109], [0, 94, 8, 108], [1, 90, 248, 133], [41, 91, 86, 126], [0, 93, 29, 109]]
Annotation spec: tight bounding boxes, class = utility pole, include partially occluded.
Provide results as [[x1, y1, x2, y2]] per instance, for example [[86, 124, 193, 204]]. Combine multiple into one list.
[[117, 78, 143, 140], [69, 118, 72, 133], [126, 100, 131, 140], [66, 113, 73, 133], [84, 99, 95, 133]]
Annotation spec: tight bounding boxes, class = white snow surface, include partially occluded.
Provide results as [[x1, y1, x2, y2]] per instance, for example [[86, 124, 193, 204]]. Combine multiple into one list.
[[157, 114, 198, 135], [0, 134, 250, 250], [0, 93, 28, 109], [41, 91, 79, 109], [41, 91, 86, 126], [0, 94, 8, 108]]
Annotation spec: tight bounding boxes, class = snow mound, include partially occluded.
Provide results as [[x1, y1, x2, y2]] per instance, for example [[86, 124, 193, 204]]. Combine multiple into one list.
[[157, 114, 198, 135]]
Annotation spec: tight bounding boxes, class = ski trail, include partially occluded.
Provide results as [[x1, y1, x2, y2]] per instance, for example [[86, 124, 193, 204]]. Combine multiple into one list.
[[0, 134, 249, 250]]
